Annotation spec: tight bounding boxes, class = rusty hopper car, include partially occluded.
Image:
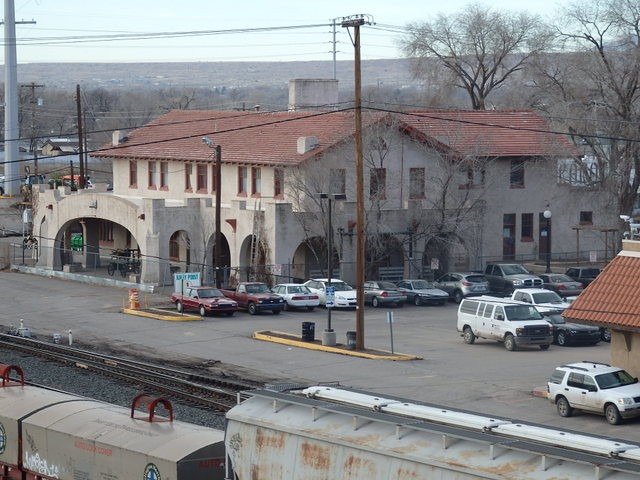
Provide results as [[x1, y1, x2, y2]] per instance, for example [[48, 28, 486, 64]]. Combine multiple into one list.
[[0, 364, 226, 480], [225, 385, 640, 480]]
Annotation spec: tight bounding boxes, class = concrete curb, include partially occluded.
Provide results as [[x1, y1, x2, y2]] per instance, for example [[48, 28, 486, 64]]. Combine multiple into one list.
[[253, 330, 422, 360], [122, 308, 202, 322]]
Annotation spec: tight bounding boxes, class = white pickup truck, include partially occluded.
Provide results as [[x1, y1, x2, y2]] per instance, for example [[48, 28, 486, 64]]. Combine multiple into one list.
[[508, 288, 571, 314]]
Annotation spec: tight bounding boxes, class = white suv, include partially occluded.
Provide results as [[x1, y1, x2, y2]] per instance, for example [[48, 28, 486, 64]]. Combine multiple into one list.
[[547, 362, 640, 425]]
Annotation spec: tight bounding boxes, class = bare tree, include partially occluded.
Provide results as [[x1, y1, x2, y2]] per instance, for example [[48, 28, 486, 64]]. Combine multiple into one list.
[[401, 3, 552, 110]]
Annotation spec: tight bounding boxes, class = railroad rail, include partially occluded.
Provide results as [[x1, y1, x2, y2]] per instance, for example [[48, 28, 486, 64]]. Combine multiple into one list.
[[0, 332, 262, 411]]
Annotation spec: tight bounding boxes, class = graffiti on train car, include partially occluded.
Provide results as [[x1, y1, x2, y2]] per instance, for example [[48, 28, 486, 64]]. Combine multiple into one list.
[[24, 450, 61, 478]]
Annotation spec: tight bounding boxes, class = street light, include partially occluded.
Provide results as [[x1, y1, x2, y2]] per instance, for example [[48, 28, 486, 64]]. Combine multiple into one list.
[[543, 210, 552, 273], [203, 136, 222, 288], [319, 192, 347, 346]]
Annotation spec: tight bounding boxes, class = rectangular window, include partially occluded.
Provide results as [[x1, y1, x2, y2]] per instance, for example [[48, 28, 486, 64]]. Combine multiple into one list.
[[409, 168, 425, 199], [510, 159, 525, 188], [521, 213, 533, 241], [370, 168, 386, 200], [238, 166, 248, 195], [196, 164, 207, 192], [330, 168, 346, 195], [185, 163, 192, 190], [580, 211, 593, 225], [274, 168, 284, 198], [129, 161, 137, 188], [160, 161, 168, 188], [148, 161, 157, 188], [251, 167, 261, 195]]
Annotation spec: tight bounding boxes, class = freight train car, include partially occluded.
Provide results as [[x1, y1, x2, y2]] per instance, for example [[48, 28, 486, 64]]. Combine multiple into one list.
[[0, 364, 226, 480], [225, 385, 640, 480]]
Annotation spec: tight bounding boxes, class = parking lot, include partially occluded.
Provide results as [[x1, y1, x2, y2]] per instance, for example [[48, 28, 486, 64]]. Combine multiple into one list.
[[0, 271, 636, 444]]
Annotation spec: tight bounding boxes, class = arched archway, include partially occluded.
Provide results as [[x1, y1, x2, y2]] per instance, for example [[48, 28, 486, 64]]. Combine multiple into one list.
[[237, 235, 269, 283], [365, 233, 405, 280], [205, 233, 231, 285], [423, 233, 468, 279], [169, 230, 190, 273], [291, 236, 336, 281]]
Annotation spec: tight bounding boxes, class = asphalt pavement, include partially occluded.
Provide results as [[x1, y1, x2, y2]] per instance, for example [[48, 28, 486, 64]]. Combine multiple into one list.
[[1, 270, 635, 444]]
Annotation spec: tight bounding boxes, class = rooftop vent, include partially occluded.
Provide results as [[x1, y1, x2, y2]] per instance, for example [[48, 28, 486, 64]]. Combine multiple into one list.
[[297, 136, 319, 154]]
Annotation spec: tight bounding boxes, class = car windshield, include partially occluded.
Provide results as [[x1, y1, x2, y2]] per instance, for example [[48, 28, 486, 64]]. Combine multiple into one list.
[[466, 275, 487, 283], [532, 292, 563, 304], [197, 288, 224, 298], [412, 280, 434, 289], [246, 284, 270, 293], [582, 268, 601, 277], [378, 281, 397, 289], [595, 370, 638, 390], [546, 314, 565, 325], [331, 282, 353, 291], [502, 264, 530, 275], [551, 274, 573, 283], [504, 305, 543, 320]]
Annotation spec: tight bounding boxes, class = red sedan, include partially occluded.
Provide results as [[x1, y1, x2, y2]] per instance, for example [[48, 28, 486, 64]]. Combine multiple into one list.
[[171, 286, 238, 316]]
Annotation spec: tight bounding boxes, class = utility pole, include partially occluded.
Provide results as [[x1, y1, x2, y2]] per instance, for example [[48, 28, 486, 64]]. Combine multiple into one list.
[[3, 0, 36, 197], [75, 84, 85, 189], [21, 82, 44, 177], [342, 14, 372, 351]]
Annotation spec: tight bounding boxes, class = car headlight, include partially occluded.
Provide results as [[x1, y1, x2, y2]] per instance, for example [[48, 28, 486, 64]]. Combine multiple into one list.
[[617, 397, 634, 406], [512, 279, 523, 286]]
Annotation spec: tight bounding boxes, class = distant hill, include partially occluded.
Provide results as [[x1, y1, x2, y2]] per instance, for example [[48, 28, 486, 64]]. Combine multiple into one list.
[[15, 59, 419, 91]]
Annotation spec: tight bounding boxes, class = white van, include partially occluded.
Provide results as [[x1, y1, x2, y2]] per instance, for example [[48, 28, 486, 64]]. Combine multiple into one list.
[[457, 298, 553, 351]]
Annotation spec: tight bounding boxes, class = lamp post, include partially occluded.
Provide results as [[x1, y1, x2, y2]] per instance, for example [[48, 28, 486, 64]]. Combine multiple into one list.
[[202, 137, 222, 288], [319, 192, 346, 346], [543, 210, 552, 273]]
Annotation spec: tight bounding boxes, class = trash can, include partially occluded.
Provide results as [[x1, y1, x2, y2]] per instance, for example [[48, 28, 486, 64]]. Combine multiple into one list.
[[302, 322, 315, 342], [346, 331, 357, 350]]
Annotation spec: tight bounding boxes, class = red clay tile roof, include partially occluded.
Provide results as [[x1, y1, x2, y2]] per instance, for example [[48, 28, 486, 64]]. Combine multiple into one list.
[[93, 109, 577, 165], [563, 252, 640, 330]]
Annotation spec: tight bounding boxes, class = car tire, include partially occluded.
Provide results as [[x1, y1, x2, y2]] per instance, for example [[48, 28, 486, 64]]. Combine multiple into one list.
[[199, 305, 206, 317], [273, 309, 281, 315], [453, 290, 464, 304], [605, 403, 623, 425], [602, 329, 611, 342], [539, 344, 550, 350], [283, 302, 289, 311], [504, 334, 516, 351], [556, 396, 573, 417], [176, 301, 183, 313], [413, 295, 421, 306], [307, 306, 315, 311], [463, 326, 476, 344], [372, 297, 379, 308], [557, 331, 567, 346], [226, 311, 234, 317], [248, 303, 257, 315]]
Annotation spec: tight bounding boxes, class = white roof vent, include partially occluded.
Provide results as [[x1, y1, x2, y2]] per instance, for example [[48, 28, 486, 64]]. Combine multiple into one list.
[[112, 130, 127, 146], [297, 136, 319, 154]]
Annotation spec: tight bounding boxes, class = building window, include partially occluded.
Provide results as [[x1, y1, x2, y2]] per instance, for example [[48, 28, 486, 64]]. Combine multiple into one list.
[[370, 168, 386, 200], [580, 211, 593, 225], [185, 163, 192, 190], [458, 161, 485, 188], [148, 161, 157, 188], [510, 159, 525, 188], [274, 168, 284, 198], [409, 168, 425, 199], [196, 164, 207, 192], [129, 161, 137, 188], [251, 167, 261, 196], [521, 213, 533, 241], [330, 168, 346, 195], [169, 232, 180, 261], [160, 161, 168, 189], [238, 166, 248, 195]]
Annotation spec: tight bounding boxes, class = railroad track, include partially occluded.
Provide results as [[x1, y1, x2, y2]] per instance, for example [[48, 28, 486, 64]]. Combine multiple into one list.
[[0, 333, 262, 411]]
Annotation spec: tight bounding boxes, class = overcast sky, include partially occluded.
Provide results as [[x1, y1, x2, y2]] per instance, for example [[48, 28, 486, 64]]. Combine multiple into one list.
[[4, 0, 568, 63]]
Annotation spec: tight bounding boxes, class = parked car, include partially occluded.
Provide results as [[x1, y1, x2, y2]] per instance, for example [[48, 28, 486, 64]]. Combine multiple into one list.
[[565, 266, 602, 287], [395, 279, 449, 306], [547, 361, 640, 424], [303, 278, 357, 308], [363, 280, 406, 308], [434, 272, 490, 303], [539, 273, 584, 297], [170, 286, 238, 316], [271, 283, 319, 311], [483, 263, 543, 295], [544, 314, 601, 346]]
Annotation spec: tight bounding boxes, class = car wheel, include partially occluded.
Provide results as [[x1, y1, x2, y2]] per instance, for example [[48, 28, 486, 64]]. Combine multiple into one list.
[[556, 396, 573, 417], [605, 403, 623, 425], [176, 301, 184, 313], [307, 306, 315, 311], [463, 326, 476, 344], [453, 290, 464, 304], [283, 302, 289, 311], [414, 295, 422, 306], [372, 297, 379, 308], [248, 303, 257, 315], [539, 344, 550, 350], [199, 305, 206, 317], [504, 334, 516, 351], [273, 309, 281, 315], [226, 311, 234, 317], [107, 264, 115, 276], [602, 329, 611, 342], [557, 331, 567, 346]]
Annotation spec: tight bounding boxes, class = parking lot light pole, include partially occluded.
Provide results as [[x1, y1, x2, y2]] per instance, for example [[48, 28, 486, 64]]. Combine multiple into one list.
[[544, 210, 552, 273], [319, 193, 346, 346]]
